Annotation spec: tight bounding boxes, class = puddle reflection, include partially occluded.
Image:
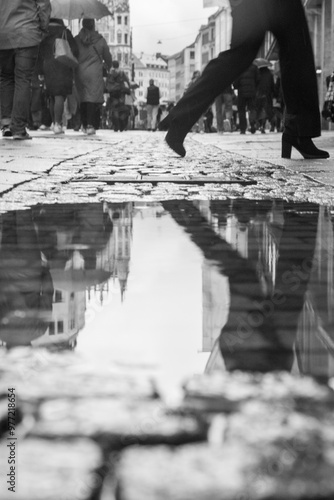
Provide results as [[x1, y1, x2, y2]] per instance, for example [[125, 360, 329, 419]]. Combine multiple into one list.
[[0, 200, 333, 381]]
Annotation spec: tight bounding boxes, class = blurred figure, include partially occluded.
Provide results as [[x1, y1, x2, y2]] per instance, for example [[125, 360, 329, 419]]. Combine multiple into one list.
[[75, 19, 112, 135], [0, 0, 51, 140], [107, 60, 131, 132], [215, 85, 234, 134], [233, 63, 259, 134], [39, 18, 78, 135], [146, 79, 160, 131], [255, 62, 275, 133], [160, 0, 329, 160]]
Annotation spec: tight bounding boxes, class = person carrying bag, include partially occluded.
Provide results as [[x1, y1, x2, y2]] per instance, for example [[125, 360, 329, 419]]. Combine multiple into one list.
[[322, 72, 334, 123], [106, 60, 130, 97], [54, 29, 78, 68]]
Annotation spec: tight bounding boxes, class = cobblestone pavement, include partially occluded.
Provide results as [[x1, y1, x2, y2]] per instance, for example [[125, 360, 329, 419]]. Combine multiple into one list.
[[1, 129, 334, 212]]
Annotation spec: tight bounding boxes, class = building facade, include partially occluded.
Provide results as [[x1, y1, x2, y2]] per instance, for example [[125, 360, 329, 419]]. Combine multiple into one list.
[[132, 53, 170, 103]]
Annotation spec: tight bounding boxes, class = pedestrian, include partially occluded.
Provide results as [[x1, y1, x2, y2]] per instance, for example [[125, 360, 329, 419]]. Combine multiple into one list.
[[75, 18, 112, 135], [160, 0, 329, 160], [233, 63, 259, 134], [38, 18, 79, 135], [146, 79, 160, 131], [215, 85, 234, 133], [255, 63, 275, 133], [107, 60, 131, 132], [0, 0, 51, 140]]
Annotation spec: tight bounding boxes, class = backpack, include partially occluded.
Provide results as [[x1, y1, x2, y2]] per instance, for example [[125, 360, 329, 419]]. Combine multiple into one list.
[[106, 69, 126, 95]]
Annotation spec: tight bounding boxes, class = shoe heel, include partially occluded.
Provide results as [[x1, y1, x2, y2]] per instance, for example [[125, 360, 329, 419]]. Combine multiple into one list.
[[281, 137, 292, 159]]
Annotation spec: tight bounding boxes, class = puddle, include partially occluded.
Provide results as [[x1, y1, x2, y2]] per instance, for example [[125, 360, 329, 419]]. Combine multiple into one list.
[[0, 199, 334, 383]]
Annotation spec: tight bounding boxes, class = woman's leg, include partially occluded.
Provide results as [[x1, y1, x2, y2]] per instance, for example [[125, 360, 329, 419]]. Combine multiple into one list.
[[53, 95, 65, 125], [269, 0, 320, 137], [164, 0, 267, 153]]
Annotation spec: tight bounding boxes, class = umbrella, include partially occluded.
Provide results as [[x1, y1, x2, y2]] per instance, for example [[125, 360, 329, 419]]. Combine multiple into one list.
[[51, 0, 113, 20], [254, 58, 272, 69]]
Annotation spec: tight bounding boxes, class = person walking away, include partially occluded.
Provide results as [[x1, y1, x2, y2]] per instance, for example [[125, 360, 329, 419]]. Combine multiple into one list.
[[38, 18, 78, 135], [160, 0, 329, 160], [256, 63, 275, 133], [233, 63, 259, 134], [146, 79, 160, 131], [75, 19, 112, 135], [0, 0, 51, 140], [107, 60, 131, 132]]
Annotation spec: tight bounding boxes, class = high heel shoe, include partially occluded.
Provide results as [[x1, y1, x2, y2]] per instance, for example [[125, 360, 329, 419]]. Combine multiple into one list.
[[281, 133, 329, 159], [165, 129, 186, 157]]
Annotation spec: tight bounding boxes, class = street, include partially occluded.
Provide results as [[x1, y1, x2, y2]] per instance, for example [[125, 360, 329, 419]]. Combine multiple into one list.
[[1, 129, 334, 212]]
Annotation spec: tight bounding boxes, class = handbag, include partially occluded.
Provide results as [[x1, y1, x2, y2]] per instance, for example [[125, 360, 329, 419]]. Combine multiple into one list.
[[54, 30, 78, 69], [322, 72, 334, 122], [92, 46, 108, 77]]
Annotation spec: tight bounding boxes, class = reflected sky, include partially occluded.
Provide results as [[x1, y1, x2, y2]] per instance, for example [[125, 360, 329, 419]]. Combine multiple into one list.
[[0, 199, 334, 383]]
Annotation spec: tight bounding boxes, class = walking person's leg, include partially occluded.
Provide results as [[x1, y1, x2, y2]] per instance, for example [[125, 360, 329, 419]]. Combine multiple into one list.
[[53, 95, 65, 134], [11, 46, 39, 139], [146, 104, 153, 130], [86, 102, 96, 134], [80, 102, 88, 131], [268, 0, 328, 158], [161, 0, 267, 156], [0, 49, 15, 136], [151, 105, 159, 130], [237, 95, 247, 134]]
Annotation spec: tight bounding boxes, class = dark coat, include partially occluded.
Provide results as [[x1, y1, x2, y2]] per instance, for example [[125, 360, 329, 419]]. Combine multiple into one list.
[[257, 67, 275, 99], [75, 28, 112, 103], [39, 20, 78, 97], [233, 64, 259, 98], [146, 84, 160, 105]]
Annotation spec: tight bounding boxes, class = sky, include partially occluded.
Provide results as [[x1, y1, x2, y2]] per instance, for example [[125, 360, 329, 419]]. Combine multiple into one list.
[[129, 0, 217, 56]]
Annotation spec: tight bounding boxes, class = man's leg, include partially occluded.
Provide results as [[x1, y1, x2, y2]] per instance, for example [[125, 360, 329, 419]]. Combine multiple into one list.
[[11, 46, 39, 135], [0, 49, 15, 130], [152, 105, 159, 130], [146, 104, 153, 130], [237, 96, 247, 134]]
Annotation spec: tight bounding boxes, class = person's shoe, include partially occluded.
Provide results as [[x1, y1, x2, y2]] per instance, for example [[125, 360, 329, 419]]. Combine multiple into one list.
[[12, 131, 32, 140], [1, 125, 12, 137], [86, 125, 96, 135], [240, 130, 246, 135], [53, 123, 64, 135], [281, 133, 329, 159], [39, 124, 50, 131], [165, 129, 186, 157]]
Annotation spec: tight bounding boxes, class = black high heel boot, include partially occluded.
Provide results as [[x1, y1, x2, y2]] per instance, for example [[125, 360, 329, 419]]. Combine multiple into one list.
[[281, 133, 329, 159]]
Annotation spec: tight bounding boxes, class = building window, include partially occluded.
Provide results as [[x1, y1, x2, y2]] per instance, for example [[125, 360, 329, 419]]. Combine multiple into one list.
[[117, 15, 122, 24], [124, 33, 128, 45], [124, 16, 128, 25], [117, 31, 122, 44], [117, 52, 122, 62], [202, 32, 209, 45], [57, 321, 64, 334], [124, 53, 129, 64], [55, 290, 62, 303], [190, 51, 195, 59], [49, 322, 55, 335]]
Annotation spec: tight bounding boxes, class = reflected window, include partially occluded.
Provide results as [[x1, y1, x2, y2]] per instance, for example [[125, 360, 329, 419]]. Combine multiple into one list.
[[55, 290, 62, 303], [57, 321, 64, 334], [49, 322, 55, 335]]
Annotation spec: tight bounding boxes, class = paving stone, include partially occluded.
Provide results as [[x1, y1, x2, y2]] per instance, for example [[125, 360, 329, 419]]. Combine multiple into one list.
[[0, 438, 103, 500], [115, 439, 334, 500], [31, 398, 207, 447]]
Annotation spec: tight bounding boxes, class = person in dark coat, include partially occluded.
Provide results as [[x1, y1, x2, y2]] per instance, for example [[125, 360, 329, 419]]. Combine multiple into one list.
[[75, 19, 112, 135], [255, 64, 275, 133], [146, 79, 160, 131], [160, 0, 329, 160], [233, 63, 259, 134], [39, 18, 78, 134], [108, 60, 131, 132], [0, 0, 51, 140]]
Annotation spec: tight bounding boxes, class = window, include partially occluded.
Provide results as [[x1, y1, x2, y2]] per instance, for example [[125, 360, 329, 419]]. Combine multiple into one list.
[[117, 31, 122, 44], [202, 52, 209, 65], [190, 51, 195, 59], [117, 15, 122, 24], [117, 52, 122, 62], [57, 321, 64, 334], [202, 32, 209, 45], [124, 53, 129, 64], [55, 290, 62, 303], [124, 33, 128, 45], [49, 322, 55, 335], [124, 16, 128, 25]]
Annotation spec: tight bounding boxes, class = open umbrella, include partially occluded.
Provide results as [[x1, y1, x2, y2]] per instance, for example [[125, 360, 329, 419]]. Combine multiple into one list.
[[51, 0, 113, 20]]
